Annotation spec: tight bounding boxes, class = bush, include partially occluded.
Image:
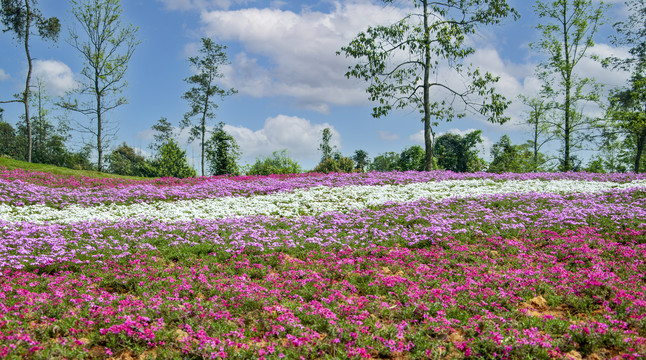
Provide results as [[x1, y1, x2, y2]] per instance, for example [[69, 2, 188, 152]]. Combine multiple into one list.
[[247, 150, 302, 175], [313, 154, 356, 174], [150, 139, 196, 178]]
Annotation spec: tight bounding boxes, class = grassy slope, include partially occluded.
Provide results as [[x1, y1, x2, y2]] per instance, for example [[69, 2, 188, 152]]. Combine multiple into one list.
[[0, 156, 149, 180]]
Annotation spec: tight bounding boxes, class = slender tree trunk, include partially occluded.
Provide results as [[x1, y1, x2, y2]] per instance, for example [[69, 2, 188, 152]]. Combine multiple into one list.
[[24, 0, 33, 163], [422, 0, 434, 171], [562, 2, 571, 172], [96, 68, 103, 172], [533, 113, 539, 172], [201, 96, 209, 177]]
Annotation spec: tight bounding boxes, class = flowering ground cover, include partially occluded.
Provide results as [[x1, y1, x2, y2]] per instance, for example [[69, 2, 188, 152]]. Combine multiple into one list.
[[1, 170, 645, 359]]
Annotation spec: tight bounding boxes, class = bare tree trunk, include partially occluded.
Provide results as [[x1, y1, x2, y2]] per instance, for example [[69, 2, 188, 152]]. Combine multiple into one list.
[[561, 2, 572, 172], [96, 68, 102, 171], [24, 0, 33, 163], [422, 0, 434, 171], [200, 90, 211, 177]]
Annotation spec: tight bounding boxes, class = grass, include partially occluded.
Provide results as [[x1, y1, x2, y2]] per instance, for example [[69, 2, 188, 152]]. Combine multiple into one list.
[[0, 156, 149, 180]]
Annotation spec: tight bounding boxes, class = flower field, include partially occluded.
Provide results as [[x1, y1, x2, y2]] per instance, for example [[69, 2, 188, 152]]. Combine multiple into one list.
[[1, 168, 645, 359]]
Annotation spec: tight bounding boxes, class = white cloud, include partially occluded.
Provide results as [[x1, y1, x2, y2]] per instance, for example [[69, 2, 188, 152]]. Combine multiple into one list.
[[224, 115, 341, 165], [135, 116, 341, 170], [32, 60, 77, 96], [158, 0, 250, 11], [200, 3, 409, 112], [378, 131, 400, 141], [0, 69, 9, 81]]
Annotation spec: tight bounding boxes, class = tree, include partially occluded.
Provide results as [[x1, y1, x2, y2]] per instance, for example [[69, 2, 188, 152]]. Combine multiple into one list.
[[606, 0, 646, 74], [339, 0, 518, 171], [247, 149, 302, 176], [531, 0, 607, 171], [488, 135, 524, 173], [205, 122, 240, 176], [369, 152, 400, 172], [519, 94, 554, 171], [0, 0, 60, 163], [59, 0, 139, 171], [150, 117, 174, 152], [351, 149, 370, 172], [182, 37, 236, 177], [105, 142, 154, 177], [399, 145, 426, 171], [318, 127, 335, 162], [0, 120, 16, 157], [313, 154, 355, 174], [606, 74, 646, 172], [434, 130, 485, 172], [150, 139, 196, 179]]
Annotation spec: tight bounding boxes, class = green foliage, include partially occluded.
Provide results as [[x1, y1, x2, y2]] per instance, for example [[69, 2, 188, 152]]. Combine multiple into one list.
[[369, 152, 400, 172], [318, 127, 335, 162], [531, 0, 608, 171], [351, 149, 370, 172], [606, 0, 646, 74], [313, 154, 356, 174], [339, 0, 518, 170], [488, 135, 523, 173], [105, 142, 155, 177], [149, 117, 175, 152], [246, 149, 301, 176], [181, 37, 236, 176], [519, 94, 554, 171], [205, 122, 240, 176], [398, 145, 425, 171], [0, 0, 60, 163], [0, 0, 60, 41], [150, 139, 196, 179], [606, 74, 646, 173], [61, 0, 139, 171], [434, 130, 485, 173], [0, 121, 17, 158]]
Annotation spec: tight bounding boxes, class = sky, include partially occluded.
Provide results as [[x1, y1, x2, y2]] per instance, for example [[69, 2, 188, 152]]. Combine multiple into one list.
[[0, 0, 634, 172]]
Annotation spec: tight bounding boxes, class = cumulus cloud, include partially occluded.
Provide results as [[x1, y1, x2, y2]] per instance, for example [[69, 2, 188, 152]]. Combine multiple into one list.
[[378, 131, 400, 141], [32, 60, 77, 96], [158, 0, 250, 11], [136, 115, 340, 170], [0, 69, 9, 81], [224, 115, 341, 164], [200, 3, 409, 112]]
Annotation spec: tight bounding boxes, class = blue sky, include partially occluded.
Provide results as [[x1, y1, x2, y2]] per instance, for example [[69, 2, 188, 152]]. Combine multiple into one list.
[[0, 0, 632, 172]]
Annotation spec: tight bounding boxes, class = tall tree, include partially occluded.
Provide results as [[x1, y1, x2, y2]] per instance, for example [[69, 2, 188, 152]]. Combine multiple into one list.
[[399, 145, 426, 171], [606, 74, 646, 172], [434, 130, 485, 172], [318, 127, 335, 162], [59, 0, 139, 171], [0, 0, 60, 163], [606, 0, 646, 74], [519, 94, 554, 171], [352, 149, 370, 172], [181, 37, 236, 177], [531, 0, 607, 171], [205, 122, 240, 176], [150, 116, 174, 152], [150, 139, 196, 179], [339, 0, 518, 171]]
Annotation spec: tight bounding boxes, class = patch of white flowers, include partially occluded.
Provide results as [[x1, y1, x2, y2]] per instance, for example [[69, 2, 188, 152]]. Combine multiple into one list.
[[1, 179, 645, 224]]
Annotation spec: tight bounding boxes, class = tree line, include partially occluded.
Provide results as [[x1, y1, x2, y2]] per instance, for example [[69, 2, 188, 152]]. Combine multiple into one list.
[[1, 0, 645, 177]]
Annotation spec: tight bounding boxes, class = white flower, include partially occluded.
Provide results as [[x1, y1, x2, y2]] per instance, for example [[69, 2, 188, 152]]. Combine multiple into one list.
[[0, 179, 644, 224]]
